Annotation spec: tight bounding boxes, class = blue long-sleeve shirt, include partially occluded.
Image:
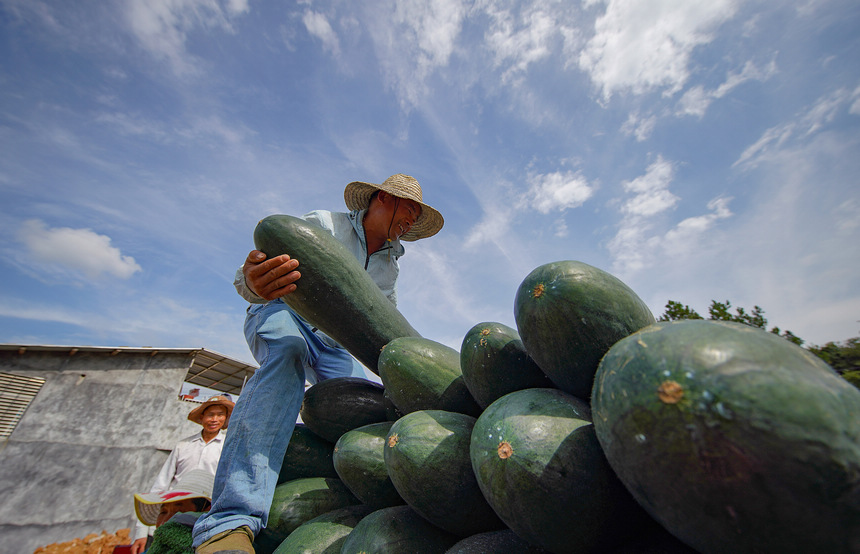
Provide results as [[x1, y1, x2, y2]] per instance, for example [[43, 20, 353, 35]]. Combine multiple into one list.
[[233, 209, 404, 306]]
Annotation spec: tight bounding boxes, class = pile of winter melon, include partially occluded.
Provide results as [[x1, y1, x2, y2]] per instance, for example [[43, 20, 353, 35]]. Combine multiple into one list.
[[253, 216, 860, 554]]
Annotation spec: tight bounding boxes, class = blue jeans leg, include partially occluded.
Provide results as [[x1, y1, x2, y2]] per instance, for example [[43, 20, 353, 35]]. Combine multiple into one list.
[[191, 301, 358, 547]]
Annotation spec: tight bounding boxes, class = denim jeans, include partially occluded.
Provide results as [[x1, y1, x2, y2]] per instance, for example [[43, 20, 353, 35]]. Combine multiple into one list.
[[191, 300, 366, 547]]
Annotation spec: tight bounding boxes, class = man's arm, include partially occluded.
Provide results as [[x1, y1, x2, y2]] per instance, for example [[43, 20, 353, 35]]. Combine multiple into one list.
[[235, 250, 301, 302]]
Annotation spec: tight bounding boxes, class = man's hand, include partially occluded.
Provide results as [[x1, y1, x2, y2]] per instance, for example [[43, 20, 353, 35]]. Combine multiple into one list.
[[243, 250, 301, 301], [130, 537, 148, 554]]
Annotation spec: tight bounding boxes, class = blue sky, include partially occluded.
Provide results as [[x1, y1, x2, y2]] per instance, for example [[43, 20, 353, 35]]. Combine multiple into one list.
[[1, 0, 858, 373]]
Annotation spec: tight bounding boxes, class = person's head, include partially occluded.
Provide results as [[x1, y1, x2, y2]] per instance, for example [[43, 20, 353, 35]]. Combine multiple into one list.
[[155, 497, 211, 527], [187, 395, 235, 432], [343, 174, 444, 242], [134, 469, 214, 528]]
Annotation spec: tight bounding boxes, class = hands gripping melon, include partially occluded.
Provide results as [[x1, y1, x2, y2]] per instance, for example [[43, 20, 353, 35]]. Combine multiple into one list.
[[254, 214, 421, 372]]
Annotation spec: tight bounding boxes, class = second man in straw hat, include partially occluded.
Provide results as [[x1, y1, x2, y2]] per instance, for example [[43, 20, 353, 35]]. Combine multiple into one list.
[[192, 174, 443, 554]]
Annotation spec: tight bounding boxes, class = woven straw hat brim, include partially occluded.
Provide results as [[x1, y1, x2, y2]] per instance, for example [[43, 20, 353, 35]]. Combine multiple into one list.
[[343, 174, 444, 241], [134, 469, 214, 526], [187, 396, 234, 429]]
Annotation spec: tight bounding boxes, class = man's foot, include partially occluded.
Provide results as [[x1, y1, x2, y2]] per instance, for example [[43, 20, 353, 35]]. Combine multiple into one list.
[[195, 526, 254, 554]]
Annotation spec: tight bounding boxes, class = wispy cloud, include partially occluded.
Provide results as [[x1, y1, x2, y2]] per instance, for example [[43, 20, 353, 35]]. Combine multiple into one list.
[[0, 295, 251, 362], [484, 5, 559, 84], [621, 111, 658, 141], [302, 10, 341, 58], [17, 219, 141, 280], [734, 86, 859, 168], [608, 156, 732, 275], [363, 0, 467, 110], [677, 58, 778, 117], [579, 0, 740, 101], [125, 0, 249, 76]]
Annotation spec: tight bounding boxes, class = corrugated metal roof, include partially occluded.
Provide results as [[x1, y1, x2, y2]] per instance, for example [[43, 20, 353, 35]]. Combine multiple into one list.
[[0, 344, 257, 396]]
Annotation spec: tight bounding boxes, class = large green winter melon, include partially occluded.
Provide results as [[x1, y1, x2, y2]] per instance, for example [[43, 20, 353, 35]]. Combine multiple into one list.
[[254, 477, 359, 554], [378, 336, 481, 416], [514, 260, 654, 399], [445, 529, 550, 553], [592, 320, 860, 554], [384, 410, 505, 536], [272, 504, 375, 554], [299, 377, 388, 443], [340, 505, 460, 554], [470, 388, 647, 553], [277, 423, 337, 484], [333, 421, 404, 509], [254, 214, 421, 372], [459, 321, 555, 408]]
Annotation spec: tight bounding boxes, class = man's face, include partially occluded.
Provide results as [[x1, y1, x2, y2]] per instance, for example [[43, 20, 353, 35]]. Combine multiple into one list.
[[386, 196, 422, 240], [156, 498, 200, 527], [201, 405, 228, 433]]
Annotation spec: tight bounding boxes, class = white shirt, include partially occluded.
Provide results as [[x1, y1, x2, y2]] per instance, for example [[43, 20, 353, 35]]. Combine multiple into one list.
[[133, 430, 226, 541]]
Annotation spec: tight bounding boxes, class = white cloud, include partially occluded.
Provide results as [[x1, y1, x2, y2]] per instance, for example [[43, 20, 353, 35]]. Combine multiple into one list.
[[607, 156, 732, 276], [364, 0, 466, 109], [676, 84, 710, 117], [463, 206, 515, 250], [226, 0, 249, 15], [850, 85, 860, 115], [303, 10, 341, 57], [621, 156, 678, 216], [621, 111, 657, 141], [485, 5, 559, 84], [18, 219, 141, 279], [125, 0, 247, 76], [662, 197, 732, 255], [735, 87, 856, 168], [527, 170, 595, 213], [579, 0, 740, 100]]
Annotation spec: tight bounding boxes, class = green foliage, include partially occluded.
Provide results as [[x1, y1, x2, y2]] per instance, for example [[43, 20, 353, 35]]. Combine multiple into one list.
[[660, 300, 803, 345], [807, 337, 860, 375], [658, 300, 703, 321], [842, 370, 860, 390], [660, 300, 860, 376]]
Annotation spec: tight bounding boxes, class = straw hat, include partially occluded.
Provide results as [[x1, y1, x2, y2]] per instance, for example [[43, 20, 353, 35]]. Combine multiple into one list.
[[134, 469, 214, 526], [187, 395, 235, 428], [344, 173, 444, 241]]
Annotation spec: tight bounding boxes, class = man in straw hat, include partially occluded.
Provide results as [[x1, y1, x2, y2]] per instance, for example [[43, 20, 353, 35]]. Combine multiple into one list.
[[192, 174, 443, 553], [131, 395, 234, 553], [133, 469, 214, 554]]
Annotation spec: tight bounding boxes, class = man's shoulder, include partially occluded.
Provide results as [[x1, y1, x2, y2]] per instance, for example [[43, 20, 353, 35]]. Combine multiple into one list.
[[177, 432, 204, 445], [302, 209, 359, 238]]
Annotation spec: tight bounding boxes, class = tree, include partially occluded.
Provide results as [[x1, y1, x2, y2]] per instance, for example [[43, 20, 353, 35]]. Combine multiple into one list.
[[659, 300, 860, 378], [658, 300, 703, 321], [659, 299, 803, 345], [807, 337, 860, 375]]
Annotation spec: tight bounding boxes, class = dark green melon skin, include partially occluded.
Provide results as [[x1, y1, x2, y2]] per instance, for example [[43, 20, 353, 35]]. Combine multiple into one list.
[[514, 260, 655, 399], [277, 423, 337, 484], [333, 421, 404, 509], [299, 377, 388, 443], [385, 410, 505, 537], [378, 336, 481, 417], [254, 477, 359, 554], [340, 504, 460, 554], [460, 321, 555, 409], [254, 214, 421, 372], [470, 388, 647, 554], [592, 320, 860, 554], [445, 529, 551, 553], [272, 503, 375, 554]]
